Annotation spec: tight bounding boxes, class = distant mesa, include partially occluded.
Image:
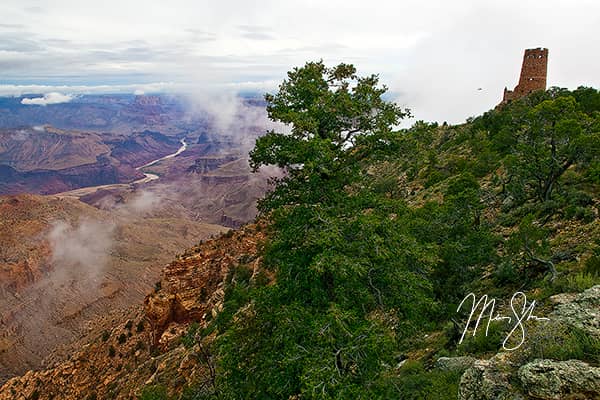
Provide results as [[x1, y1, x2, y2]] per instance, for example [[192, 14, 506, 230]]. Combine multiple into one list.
[[501, 47, 548, 105]]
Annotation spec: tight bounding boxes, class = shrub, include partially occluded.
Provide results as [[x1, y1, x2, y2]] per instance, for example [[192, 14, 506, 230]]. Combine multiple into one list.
[[179, 384, 214, 400], [493, 261, 520, 285], [584, 251, 600, 276], [108, 346, 116, 358], [571, 271, 600, 290], [101, 330, 110, 342], [117, 333, 127, 344], [181, 322, 199, 349], [586, 161, 600, 184], [565, 189, 593, 207], [394, 360, 461, 400], [226, 265, 252, 287], [136, 320, 145, 333], [139, 385, 168, 400], [424, 169, 447, 188], [553, 272, 600, 292], [222, 229, 234, 238], [456, 320, 506, 356], [564, 205, 595, 222], [135, 340, 146, 352], [525, 322, 600, 364]]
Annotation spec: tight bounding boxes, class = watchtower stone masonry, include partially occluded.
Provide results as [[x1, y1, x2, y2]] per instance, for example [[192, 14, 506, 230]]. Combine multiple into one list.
[[501, 48, 548, 104]]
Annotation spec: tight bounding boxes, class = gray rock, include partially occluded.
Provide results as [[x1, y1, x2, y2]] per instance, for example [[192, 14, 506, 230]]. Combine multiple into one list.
[[502, 195, 515, 208], [518, 359, 600, 399], [551, 285, 600, 338], [459, 358, 524, 400], [435, 356, 477, 372], [548, 292, 578, 305], [459, 287, 600, 400]]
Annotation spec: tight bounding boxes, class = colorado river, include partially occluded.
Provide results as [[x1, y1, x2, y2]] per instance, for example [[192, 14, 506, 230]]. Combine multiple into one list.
[[133, 138, 188, 184], [137, 138, 188, 170], [57, 138, 188, 197]]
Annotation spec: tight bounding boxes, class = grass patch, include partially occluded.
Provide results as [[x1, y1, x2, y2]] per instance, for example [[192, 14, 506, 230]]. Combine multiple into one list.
[[524, 322, 600, 364], [552, 272, 600, 293], [139, 385, 168, 400], [394, 360, 460, 400]]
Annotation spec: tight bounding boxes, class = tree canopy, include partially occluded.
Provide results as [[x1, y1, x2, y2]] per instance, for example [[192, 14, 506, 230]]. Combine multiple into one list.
[[505, 95, 599, 202], [250, 60, 409, 211]]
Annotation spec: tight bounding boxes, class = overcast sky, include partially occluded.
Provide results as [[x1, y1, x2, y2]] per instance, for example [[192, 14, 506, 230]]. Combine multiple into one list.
[[1, 0, 599, 124]]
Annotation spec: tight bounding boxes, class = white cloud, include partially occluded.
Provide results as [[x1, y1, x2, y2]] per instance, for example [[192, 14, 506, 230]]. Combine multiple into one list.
[[48, 219, 115, 282], [21, 92, 73, 105], [122, 190, 162, 215]]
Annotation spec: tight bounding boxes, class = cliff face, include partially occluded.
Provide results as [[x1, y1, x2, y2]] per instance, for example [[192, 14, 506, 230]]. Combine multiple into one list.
[[0, 155, 141, 195], [186, 155, 239, 174], [108, 130, 181, 167], [0, 128, 183, 195], [0, 224, 265, 400], [144, 224, 265, 345], [0, 195, 97, 293], [0, 194, 228, 384], [0, 127, 110, 171]]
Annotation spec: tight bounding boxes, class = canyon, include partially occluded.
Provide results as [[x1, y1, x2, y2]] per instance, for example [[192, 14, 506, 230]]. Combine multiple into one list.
[[0, 93, 275, 384], [0, 223, 265, 399]]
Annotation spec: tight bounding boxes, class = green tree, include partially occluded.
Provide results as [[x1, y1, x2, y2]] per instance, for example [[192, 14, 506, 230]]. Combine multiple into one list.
[[506, 214, 556, 280], [250, 60, 409, 211], [215, 62, 436, 399], [505, 95, 599, 202], [572, 86, 600, 115]]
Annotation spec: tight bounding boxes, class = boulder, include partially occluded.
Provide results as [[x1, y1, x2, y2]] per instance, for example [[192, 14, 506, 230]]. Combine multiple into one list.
[[435, 356, 477, 372], [518, 359, 600, 399], [551, 285, 600, 338], [459, 357, 524, 400]]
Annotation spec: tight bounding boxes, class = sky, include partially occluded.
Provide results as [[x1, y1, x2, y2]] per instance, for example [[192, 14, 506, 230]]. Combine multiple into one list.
[[1, 0, 599, 124]]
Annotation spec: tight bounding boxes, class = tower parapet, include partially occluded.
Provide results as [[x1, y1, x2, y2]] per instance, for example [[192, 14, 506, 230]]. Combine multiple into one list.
[[501, 48, 548, 104]]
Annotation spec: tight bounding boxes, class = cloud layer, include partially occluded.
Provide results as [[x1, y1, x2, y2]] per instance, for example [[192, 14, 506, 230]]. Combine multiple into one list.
[[1, 0, 599, 123], [0, 83, 178, 97]]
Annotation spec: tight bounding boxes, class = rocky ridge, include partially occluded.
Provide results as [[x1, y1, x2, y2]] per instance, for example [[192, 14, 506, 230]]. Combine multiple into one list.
[[456, 285, 600, 400], [0, 193, 227, 383], [0, 223, 265, 399], [0, 127, 182, 195]]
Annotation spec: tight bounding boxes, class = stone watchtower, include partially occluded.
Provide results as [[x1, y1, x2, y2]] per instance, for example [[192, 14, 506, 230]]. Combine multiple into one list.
[[501, 48, 548, 104]]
